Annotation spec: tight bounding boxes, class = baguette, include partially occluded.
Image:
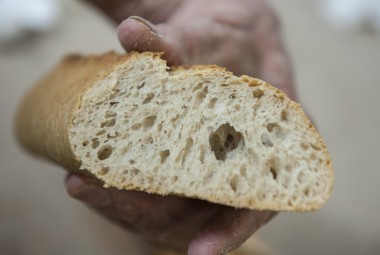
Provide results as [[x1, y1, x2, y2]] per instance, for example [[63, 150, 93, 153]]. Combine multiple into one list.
[[16, 52, 334, 211]]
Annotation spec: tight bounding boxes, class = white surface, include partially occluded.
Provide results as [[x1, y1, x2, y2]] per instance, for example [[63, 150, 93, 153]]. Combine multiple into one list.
[[320, 0, 380, 32], [0, 0, 60, 42]]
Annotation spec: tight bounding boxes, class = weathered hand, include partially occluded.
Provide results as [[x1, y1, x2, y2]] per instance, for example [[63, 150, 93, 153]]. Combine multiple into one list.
[[68, 0, 295, 254], [67, 174, 275, 254]]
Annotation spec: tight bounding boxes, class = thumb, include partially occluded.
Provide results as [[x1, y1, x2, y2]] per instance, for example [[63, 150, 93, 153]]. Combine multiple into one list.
[[117, 16, 190, 65]]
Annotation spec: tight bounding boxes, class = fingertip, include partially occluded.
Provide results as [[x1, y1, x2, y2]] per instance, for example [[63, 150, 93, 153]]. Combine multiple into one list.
[[117, 16, 186, 65], [117, 16, 159, 52], [65, 174, 111, 207], [65, 174, 87, 198], [188, 234, 226, 255]]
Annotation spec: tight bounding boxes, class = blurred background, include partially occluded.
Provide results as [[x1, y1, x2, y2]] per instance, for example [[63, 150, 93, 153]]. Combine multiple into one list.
[[1, 0, 379, 254]]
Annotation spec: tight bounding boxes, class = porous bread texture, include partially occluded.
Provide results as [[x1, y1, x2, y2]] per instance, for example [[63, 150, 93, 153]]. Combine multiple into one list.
[[70, 53, 333, 211]]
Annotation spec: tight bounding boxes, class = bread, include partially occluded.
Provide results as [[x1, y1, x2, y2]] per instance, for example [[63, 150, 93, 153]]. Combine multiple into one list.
[[16, 52, 334, 211]]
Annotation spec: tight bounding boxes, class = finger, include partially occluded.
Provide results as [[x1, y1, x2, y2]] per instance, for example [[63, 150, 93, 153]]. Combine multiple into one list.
[[65, 174, 112, 207], [188, 207, 277, 255], [117, 16, 189, 65], [65, 174, 150, 212], [66, 174, 214, 226]]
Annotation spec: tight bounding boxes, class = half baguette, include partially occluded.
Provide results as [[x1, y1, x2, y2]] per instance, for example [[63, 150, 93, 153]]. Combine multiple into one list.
[[16, 52, 334, 211]]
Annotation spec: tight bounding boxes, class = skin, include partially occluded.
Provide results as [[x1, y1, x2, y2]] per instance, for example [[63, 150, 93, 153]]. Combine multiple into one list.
[[67, 0, 296, 254]]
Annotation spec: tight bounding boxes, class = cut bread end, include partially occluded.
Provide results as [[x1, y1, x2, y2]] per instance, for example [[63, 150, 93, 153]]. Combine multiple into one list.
[[70, 52, 333, 211]]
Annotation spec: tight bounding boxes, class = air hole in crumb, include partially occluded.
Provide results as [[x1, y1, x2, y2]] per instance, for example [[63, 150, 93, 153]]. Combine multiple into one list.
[[82, 140, 89, 146], [270, 167, 278, 180], [266, 123, 277, 132], [129, 159, 135, 165], [96, 130, 106, 136], [234, 104, 241, 111], [97, 145, 113, 160], [105, 111, 117, 118], [171, 114, 180, 125], [137, 82, 145, 89], [172, 176, 178, 182], [203, 171, 213, 184], [101, 118, 116, 128], [91, 140, 100, 149], [192, 83, 203, 92], [261, 134, 273, 147], [281, 110, 288, 121], [301, 142, 309, 150], [144, 136, 153, 144], [99, 167, 109, 175], [176, 138, 193, 164], [199, 145, 206, 163], [107, 131, 119, 139], [209, 123, 242, 161], [257, 191, 265, 201], [143, 93, 154, 104], [131, 123, 142, 130], [157, 122, 162, 132], [142, 115, 157, 130], [229, 174, 239, 192], [297, 172, 305, 183], [160, 150, 170, 163], [208, 98, 218, 108], [240, 165, 247, 177], [253, 89, 264, 98], [131, 168, 140, 176], [311, 143, 322, 151], [247, 148, 257, 161], [304, 188, 310, 196], [194, 86, 208, 105]]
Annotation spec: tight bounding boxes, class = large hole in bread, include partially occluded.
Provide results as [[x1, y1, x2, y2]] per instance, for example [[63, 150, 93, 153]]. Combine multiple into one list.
[[142, 115, 157, 130], [97, 145, 113, 160], [143, 93, 154, 104], [209, 123, 242, 161], [160, 150, 170, 163]]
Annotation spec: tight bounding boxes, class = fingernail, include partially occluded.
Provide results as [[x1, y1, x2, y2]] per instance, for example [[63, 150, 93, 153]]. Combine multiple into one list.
[[128, 16, 157, 34], [66, 174, 111, 207]]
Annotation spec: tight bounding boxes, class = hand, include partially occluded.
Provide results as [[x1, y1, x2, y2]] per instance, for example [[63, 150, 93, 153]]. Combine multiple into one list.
[[67, 174, 275, 254], [68, 0, 295, 254]]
